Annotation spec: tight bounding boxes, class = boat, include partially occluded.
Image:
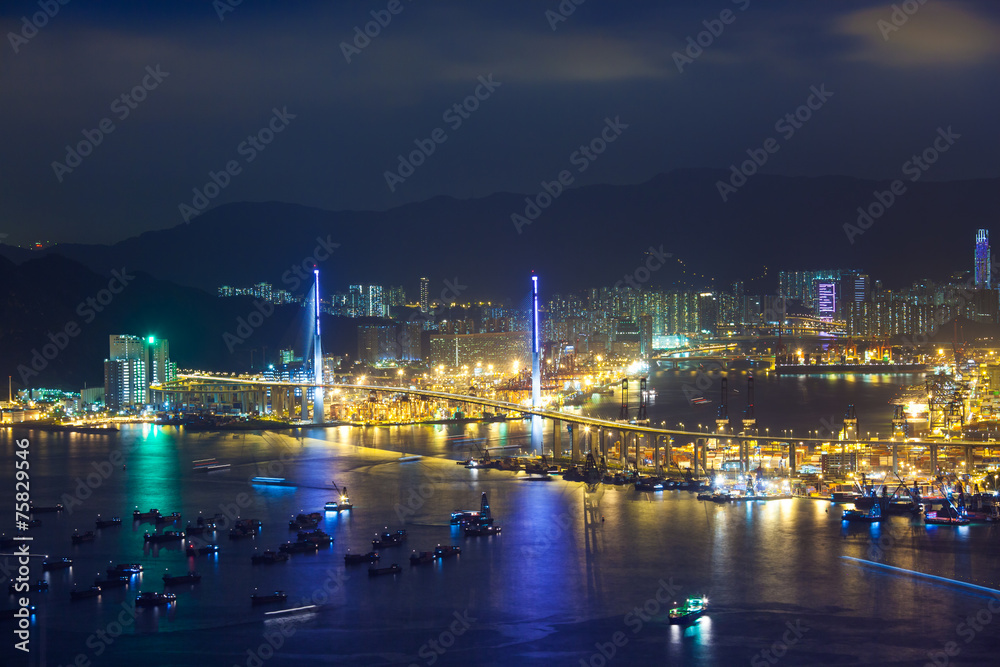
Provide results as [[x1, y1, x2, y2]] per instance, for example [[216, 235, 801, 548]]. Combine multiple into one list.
[[409, 550, 434, 565], [70, 585, 102, 601], [135, 591, 176, 607], [133, 508, 161, 521], [289, 513, 322, 530], [368, 564, 402, 576], [924, 510, 970, 526], [710, 490, 733, 503], [433, 545, 461, 558], [669, 596, 708, 624], [155, 512, 182, 525], [251, 590, 287, 605], [30, 503, 64, 513], [249, 477, 289, 485], [843, 504, 883, 523], [42, 558, 73, 571], [186, 543, 219, 556], [325, 490, 354, 512], [95, 515, 122, 528], [71, 530, 96, 544], [636, 476, 665, 491], [8, 580, 48, 594], [230, 519, 262, 539], [297, 529, 333, 546], [372, 529, 407, 548], [464, 524, 502, 536], [251, 550, 289, 564], [162, 571, 202, 585], [144, 530, 185, 543], [344, 551, 380, 565], [450, 510, 484, 525], [94, 575, 129, 589], [107, 563, 143, 576], [398, 455, 421, 462], [278, 540, 319, 554], [696, 492, 714, 501]]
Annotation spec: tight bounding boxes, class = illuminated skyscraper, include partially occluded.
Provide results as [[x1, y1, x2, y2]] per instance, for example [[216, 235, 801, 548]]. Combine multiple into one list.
[[419, 277, 429, 313], [975, 229, 991, 288]]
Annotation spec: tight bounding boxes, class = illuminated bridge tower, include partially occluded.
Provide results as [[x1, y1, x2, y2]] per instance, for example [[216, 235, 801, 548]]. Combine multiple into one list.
[[312, 268, 324, 424], [531, 273, 541, 409]]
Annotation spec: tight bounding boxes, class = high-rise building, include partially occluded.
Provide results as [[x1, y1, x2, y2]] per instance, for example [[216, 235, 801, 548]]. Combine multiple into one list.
[[419, 277, 430, 313], [975, 229, 991, 288], [109, 334, 145, 361], [147, 336, 175, 386], [816, 282, 837, 321], [104, 358, 147, 412]]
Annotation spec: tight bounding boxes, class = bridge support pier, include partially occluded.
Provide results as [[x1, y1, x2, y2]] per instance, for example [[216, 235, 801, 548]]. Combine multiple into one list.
[[788, 441, 796, 476], [930, 444, 938, 474], [966, 446, 973, 474], [571, 426, 580, 462], [599, 428, 606, 463], [553, 420, 562, 459], [300, 391, 308, 420], [892, 443, 898, 475]]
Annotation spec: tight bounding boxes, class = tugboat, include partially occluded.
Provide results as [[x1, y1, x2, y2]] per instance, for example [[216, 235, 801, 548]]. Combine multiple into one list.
[[344, 551, 380, 565], [250, 550, 289, 564], [71, 530, 96, 544], [70, 585, 102, 601], [144, 530, 185, 544], [8, 580, 48, 594], [135, 591, 176, 607], [95, 515, 122, 528], [162, 570, 202, 585], [368, 564, 402, 577], [42, 557, 73, 571], [278, 540, 320, 554], [251, 590, 287, 605], [433, 545, 461, 559], [107, 563, 143, 576], [409, 550, 434, 565], [669, 596, 708, 624], [94, 575, 129, 589]]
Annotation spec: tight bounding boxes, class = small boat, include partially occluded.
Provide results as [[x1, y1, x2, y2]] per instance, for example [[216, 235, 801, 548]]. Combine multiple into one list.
[[344, 551, 380, 565], [30, 503, 64, 513], [925, 511, 970, 526], [94, 575, 129, 589], [95, 516, 122, 528], [144, 530, 185, 543], [135, 591, 176, 607], [42, 557, 73, 571], [710, 490, 732, 503], [185, 523, 212, 535], [843, 504, 883, 523], [696, 492, 714, 501], [409, 551, 434, 565], [230, 519, 262, 539], [297, 529, 333, 546], [71, 530, 96, 544], [433, 545, 461, 559], [7, 580, 48, 594], [368, 564, 402, 576], [636, 477, 665, 491], [450, 510, 483, 525], [186, 543, 219, 556], [278, 540, 319, 554], [70, 585, 102, 601], [133, 508, 161, 521], [372, 529, 407, 548], [669, 596, 708, 624], [289, 513, 322, 530], [251, 590, 287, 605], [162, 571, 202, 585], [325, 498, 354, 512], [155, 512, 182, 525], [107, 563, 143, 576], [251, 550, 289, 565], [464, 524, 501, 537]]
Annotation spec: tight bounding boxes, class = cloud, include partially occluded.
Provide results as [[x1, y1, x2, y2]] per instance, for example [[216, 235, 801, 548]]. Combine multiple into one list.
[[836, 2, 1000, 66]]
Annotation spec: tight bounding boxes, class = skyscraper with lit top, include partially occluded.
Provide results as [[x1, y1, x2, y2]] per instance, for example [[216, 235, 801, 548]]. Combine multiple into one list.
[[975, 229, 991, 288]]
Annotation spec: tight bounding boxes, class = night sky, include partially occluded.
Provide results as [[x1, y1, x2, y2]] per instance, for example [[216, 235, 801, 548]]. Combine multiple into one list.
[[2, 0, 998, 245]]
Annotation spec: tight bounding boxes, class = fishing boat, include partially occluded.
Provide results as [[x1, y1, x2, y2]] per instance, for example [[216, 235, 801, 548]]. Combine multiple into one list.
[[669, 596, 708, 624], [433, 545, 461, 558], [95, 515, 122, 528], [344, 551, 380, 565], [135, 591, 176, 607], [163, 570, 201, 585], [71, 530, 96, 544], [251, 590, 287, 605], [107, 563, 143, 576], [368, 564, 402, 576], [144, 530, 185, 544], [42, 558, 73, 571], [8, 581, 48, 594], [409, 551, 434, 565], [70, 585, 102, 601], [251, 550, 289, 564]]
